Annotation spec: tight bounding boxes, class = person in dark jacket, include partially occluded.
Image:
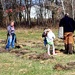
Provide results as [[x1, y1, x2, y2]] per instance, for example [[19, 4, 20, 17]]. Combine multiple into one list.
[[59, 13, 75, 54]]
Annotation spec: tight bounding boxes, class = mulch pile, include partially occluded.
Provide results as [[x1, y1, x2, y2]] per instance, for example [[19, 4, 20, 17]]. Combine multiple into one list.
[[54, 62, 75, 70], [0, 48, 8, 53], [29, 53, 55, 60]]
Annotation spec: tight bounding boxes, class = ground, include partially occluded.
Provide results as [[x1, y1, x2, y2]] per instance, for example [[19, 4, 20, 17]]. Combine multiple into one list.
[[0, 28, 75, 75]]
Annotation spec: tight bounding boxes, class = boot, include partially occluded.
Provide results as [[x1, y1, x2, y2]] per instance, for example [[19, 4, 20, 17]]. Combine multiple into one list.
[[68, 44, 73, 54], [64, 44, 68, 54]]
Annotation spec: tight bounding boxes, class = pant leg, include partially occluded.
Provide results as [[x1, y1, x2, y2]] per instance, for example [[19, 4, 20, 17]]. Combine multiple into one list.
[[5, 35, 12, 49], [64, 44, 68, 54], [68, 33, 74, 54], [52, 43, 55, 54], [64, 32, 74, 54], [68, 44, 73, 54], [47, 44, 50, 55], [44, 38, 47, 46], [11, 34, 16, 48]]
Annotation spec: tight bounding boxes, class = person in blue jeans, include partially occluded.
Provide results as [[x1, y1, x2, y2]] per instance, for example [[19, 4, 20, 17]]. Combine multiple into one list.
[[5, 20, 16, 51], [44, 37, 47, 46]]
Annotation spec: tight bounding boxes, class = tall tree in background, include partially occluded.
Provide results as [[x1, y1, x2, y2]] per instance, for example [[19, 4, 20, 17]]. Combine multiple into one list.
[[0, 0, 3, 27], [71, 0, 75, 19], [0, 0, 75, 28], [61, 0, 65, 15], [25, 0, 32, 27]]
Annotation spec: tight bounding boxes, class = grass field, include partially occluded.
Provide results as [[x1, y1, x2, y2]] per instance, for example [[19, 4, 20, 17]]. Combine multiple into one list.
[[0, 28, 75, 75]]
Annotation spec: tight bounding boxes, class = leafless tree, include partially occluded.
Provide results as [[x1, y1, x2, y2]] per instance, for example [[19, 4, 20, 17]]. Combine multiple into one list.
[[0, 0, 3, 27], [0, 0, 75, 28]]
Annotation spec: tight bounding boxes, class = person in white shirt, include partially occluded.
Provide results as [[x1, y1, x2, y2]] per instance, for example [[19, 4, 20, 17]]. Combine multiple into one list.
[[45, 29, 56, 55]]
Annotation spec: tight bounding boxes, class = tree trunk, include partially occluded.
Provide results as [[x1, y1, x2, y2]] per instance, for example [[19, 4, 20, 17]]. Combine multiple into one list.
[[61, 0, 66, 15], [0, 0, 3, 27]]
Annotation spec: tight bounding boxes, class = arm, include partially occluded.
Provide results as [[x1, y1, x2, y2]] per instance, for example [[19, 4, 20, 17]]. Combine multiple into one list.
[[52, 33, 55, 39], [7, 26, 12, 35]]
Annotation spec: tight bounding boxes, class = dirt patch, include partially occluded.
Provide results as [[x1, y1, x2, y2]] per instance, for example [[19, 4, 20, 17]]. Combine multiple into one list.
[[0, 48, 56, 60], [10, 49, 30, 56], [0, 48, 8, 53], [67, 62, 75, 66], [54, 62, 75, 71], [29, 53, 55, 60], [0, 39, 6, 44], [54, 64, 72, 70]]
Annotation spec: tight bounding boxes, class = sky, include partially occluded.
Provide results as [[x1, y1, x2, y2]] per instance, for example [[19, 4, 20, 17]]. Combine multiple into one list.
[[17, 0, 44, 5]]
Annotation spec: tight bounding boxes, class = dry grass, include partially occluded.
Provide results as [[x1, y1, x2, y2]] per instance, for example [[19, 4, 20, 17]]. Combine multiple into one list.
[[0, 28, 75, 75]]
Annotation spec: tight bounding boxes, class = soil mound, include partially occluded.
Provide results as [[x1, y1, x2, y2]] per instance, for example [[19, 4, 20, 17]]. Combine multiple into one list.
[[29, 53, 55, 60]]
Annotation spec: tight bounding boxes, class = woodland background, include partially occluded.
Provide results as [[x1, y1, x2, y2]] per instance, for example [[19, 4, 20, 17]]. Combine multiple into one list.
[[0, 0, 75, 28]]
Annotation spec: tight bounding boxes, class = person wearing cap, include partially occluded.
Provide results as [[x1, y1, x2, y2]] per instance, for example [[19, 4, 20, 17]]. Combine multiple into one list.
[[5, 20, 16, 51], [59, 13, 75, 54]]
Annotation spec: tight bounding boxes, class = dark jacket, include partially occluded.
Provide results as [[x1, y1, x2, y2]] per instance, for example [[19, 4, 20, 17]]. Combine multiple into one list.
[[59, 15, 75, 33]]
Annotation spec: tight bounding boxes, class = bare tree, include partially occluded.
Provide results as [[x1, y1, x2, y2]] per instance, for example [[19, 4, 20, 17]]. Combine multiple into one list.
[[0, 0, 3, 27], [71, 0, 74, 19], [25, 0, 32, 27], [61, 0, 65, 15]]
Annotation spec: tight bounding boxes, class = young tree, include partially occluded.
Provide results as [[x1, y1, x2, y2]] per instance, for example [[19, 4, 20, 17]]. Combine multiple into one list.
[[61, 0, 65, 15], [0, 0, 3, 27], [71, 0, 74, 19], [25, 0, 32, 27]]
